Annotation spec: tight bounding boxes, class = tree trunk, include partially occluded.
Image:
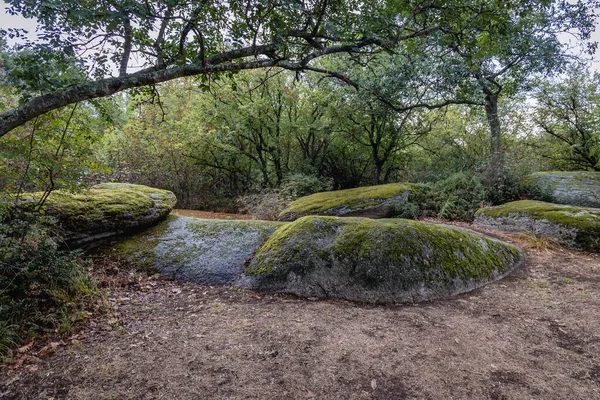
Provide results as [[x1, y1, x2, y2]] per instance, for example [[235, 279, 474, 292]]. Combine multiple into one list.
[[484, 91, 504, 180], [374, 159, 385, 184]]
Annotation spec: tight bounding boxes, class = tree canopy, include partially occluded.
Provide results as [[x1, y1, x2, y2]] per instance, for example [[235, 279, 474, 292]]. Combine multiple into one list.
[[1, 0, 596, 139]]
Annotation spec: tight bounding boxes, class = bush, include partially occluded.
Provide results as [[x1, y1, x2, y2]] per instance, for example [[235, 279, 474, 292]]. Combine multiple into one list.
[[279, 173, 333, 201], [427, 173, 488, 222], [237, 190, 289, 220], [0, 216, 98, 357], [391, 201, 422, 219], [484, 170, 524, 206]]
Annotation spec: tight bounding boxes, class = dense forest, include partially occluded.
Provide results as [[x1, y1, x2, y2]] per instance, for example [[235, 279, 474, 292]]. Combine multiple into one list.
[[2, 59, 600, 216]]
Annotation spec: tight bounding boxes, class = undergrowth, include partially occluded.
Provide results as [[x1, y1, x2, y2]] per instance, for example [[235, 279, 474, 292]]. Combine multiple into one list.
[[0, 214, 101, 359]]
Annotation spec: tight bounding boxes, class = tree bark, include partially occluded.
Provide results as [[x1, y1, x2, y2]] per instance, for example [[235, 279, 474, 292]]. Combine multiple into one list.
[[119, 18, 133, 77], [484, 90, 504, 180], [0, 46, 278, 138]]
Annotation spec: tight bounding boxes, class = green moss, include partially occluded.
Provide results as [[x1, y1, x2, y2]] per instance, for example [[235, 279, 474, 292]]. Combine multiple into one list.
[[98, 215, 176, 272], [279, 182, 425, 218], [21, 183, 177, 230], [249, 216, 340, 275], [476, 200, 600, 231], [102, 217, 285, 276], [248, 216, 521, 288]]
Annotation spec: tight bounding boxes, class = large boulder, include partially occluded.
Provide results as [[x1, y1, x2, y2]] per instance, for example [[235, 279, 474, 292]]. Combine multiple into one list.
[[106, 216, 283, 284], [21, 183, 177, 248], [244, 216, 523, 303], [526, 171, 600, 208], [103, 215, 523, 303], [475, 200, 600, 251], [278, 182, 426, 221]]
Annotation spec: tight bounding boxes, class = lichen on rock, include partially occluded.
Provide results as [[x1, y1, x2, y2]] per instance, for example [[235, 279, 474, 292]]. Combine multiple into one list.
[[278, 182, 427, 221], [20, 182, 177, 248], [525, 171, 600, 208], [244, 216, 523, 303], [106, 216, 284, 284], [475, 200, 600, 251]]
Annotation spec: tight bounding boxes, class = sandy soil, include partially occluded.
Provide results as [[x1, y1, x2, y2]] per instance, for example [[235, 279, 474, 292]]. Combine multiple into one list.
[[1, 218, 599, 399]]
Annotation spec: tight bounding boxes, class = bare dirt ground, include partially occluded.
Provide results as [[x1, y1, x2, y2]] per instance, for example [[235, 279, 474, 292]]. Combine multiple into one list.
[[1, 216, 599, 400]]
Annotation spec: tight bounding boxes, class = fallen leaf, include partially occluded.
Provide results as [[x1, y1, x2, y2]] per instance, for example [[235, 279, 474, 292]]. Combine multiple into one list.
[[371, 379, 377, 390], [17, 340, 35, 354], [38, 342, 60, 357]]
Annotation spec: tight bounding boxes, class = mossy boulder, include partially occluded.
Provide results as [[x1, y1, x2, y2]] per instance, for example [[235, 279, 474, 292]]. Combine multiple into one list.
[[105, 216, 283, 284], [278, 182, 426, 221], [244, 216, 523, 303], [526, 171, 600, 208], [475, 200, 600, 251], [21, 183, 177, 248]]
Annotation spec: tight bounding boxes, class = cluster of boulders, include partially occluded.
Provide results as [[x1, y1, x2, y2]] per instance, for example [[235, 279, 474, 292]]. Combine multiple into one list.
[[475, 172, 600, 251], [96, 181, 523, 304], [45, 172, 599, 304]]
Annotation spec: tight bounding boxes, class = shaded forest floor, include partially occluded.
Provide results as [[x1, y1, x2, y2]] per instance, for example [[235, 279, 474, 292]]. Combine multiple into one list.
[[1, 214, 599, 399]]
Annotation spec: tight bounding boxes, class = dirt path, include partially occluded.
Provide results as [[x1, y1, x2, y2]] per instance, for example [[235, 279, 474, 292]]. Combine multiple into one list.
[[1, 228, 599, 399]]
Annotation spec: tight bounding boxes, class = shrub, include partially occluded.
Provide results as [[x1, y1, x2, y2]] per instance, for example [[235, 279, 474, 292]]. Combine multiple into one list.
[[0, 216, 98, 357], [428, 173, 488, 221], [237, 190, 289, 220], [279, 173, 333, 200], [391, 201, 422, 219]]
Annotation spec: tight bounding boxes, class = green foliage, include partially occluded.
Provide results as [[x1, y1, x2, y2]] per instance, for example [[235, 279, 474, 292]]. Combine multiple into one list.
[[390, 201, 421, 220], [532, 66, 600, 171], [432, 173, 488, 222], [279, 173, 333, 200], [0, 217, 98, 356]]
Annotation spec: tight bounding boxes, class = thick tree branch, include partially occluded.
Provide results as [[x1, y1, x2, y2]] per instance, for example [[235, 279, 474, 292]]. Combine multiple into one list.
[[0, 59, 277, 138], [120, 17, 133, 77]]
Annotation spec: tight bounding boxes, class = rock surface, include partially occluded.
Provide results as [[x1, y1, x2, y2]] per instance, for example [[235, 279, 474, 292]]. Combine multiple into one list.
[[22, 183, 177, 248], [526, 171, 600, 208], [278, 182, 425, 221], [105, 215, 523, 303], [107, 216, 283, 284], [245, 216, 523, 303], [475, 200, 600, 251]]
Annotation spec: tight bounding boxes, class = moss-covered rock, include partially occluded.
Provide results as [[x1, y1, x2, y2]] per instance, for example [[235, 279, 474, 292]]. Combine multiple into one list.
[[278, 182, 427, 221], [21, 183, 177, 248], [475, 200, 600, 251], [525, 171, 600, 208], [244, 216, 523, 303], [105, 216, 283, 284]]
